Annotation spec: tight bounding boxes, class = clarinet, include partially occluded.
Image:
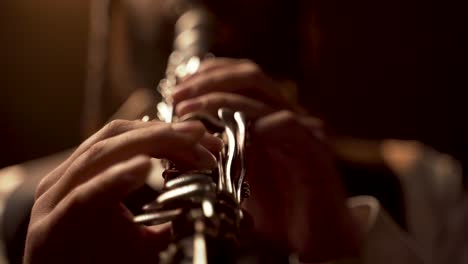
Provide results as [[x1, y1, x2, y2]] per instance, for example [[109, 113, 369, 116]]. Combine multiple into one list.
[[132, 3, 256, 263]]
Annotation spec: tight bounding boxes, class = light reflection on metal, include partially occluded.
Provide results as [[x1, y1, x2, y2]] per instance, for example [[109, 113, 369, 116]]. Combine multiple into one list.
[[202, 200, 214, 218], [218, 109, 237, 200], [234, 112, 247, 203], [141, 115, 150, 122], [131, 3, 252, 263], [157, 183, 214, 204], [193, 221, 208, 264], [186, 56, 201, 75], [133, 208, 183, 225], [165, 174, 213, 189], [217, 151, 226, 195], [157, 101, 173, 123]]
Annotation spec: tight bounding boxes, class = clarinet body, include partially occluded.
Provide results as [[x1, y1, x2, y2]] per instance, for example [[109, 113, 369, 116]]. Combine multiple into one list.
[[132, 3, 287, 263]]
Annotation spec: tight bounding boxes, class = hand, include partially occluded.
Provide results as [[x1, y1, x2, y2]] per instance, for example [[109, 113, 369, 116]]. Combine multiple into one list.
[[245, 111, 361, 262], [173, 58, 360, 261], [24, 120, 222, 264], [173, 58, 303, 118]]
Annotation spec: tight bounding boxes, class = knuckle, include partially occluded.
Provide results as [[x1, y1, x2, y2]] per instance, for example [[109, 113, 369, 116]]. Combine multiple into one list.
[[35, 176, 51, 200], [101, 119, 127, 137], [86, 140, 107, 158], [34, 164, 66, 200], [65, 187, 88, 212], [26, 222, 43, 242]]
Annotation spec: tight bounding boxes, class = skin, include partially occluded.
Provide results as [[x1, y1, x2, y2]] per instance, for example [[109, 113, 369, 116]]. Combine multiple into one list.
[[24, 121, 222, 264], [174, 58, 361, 261], [173, 58, 304, 118], [24, 58, 360, 264]]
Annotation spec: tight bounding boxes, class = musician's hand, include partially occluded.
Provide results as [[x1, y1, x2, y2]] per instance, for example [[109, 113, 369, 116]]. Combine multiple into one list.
[[173, 58, 303, 118], [245, 111, 362, 262], [24, 120, 222, 264]]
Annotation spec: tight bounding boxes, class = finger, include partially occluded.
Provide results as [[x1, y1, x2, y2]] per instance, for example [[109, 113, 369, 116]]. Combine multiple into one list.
[[249, 146, 348, 261], [199, 132, 223, 154], [32, 155, 171, 264], [242, 149, 291, 243], [74, 121, 215, 169], [261, 147, 352, 262], [254, 111, 322, 141], [38, 121, 217, 210], [252, 111, 330, 158], [176, 92, 274, 118], [299, 116, 326, 141], [172, 62, 290, 109], [181, 57, 242, 83], [31, 155, 151, 222], [142, 222, 173, 255], [173, 61, 259, 103], [198, 58, 243, 74], [250, 112, 340, 206], [248, 116, 347, 260], [253, 110, 307, 142], [58, 155, 152, 211], [36, 120, 159, 199]]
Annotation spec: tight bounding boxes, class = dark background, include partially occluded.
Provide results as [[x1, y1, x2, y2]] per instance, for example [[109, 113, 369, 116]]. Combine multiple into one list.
[[0, 0, 466, 173]]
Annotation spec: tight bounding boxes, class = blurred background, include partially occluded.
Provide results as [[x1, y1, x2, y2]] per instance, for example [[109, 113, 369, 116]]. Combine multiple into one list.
[[0, 0, 87, 168], [0, 0, 466, 172], [0, 0, 466, 263]]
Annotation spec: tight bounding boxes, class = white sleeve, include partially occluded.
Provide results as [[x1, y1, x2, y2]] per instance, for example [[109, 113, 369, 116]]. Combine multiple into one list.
[[347, 196, 427, 264]]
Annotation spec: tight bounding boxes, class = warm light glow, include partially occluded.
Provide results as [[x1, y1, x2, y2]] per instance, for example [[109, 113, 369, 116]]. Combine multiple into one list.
[[193, 221, 207, 264], [186, 56, 201, 75], [202, 200, 214, 217], [141, 115, 150, 122]]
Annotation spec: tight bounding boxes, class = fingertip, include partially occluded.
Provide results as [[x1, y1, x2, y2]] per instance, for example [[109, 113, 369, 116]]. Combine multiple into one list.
[[205, 151, 218, 169], [171, 144, 218, 170], [191, 143, 218, 169], [203, 154, 218, 170], [200, 133, 223, 153]]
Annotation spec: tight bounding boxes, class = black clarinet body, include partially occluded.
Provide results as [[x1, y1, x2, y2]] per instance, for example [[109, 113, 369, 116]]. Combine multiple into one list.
[[133, 2, 290, 263]]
